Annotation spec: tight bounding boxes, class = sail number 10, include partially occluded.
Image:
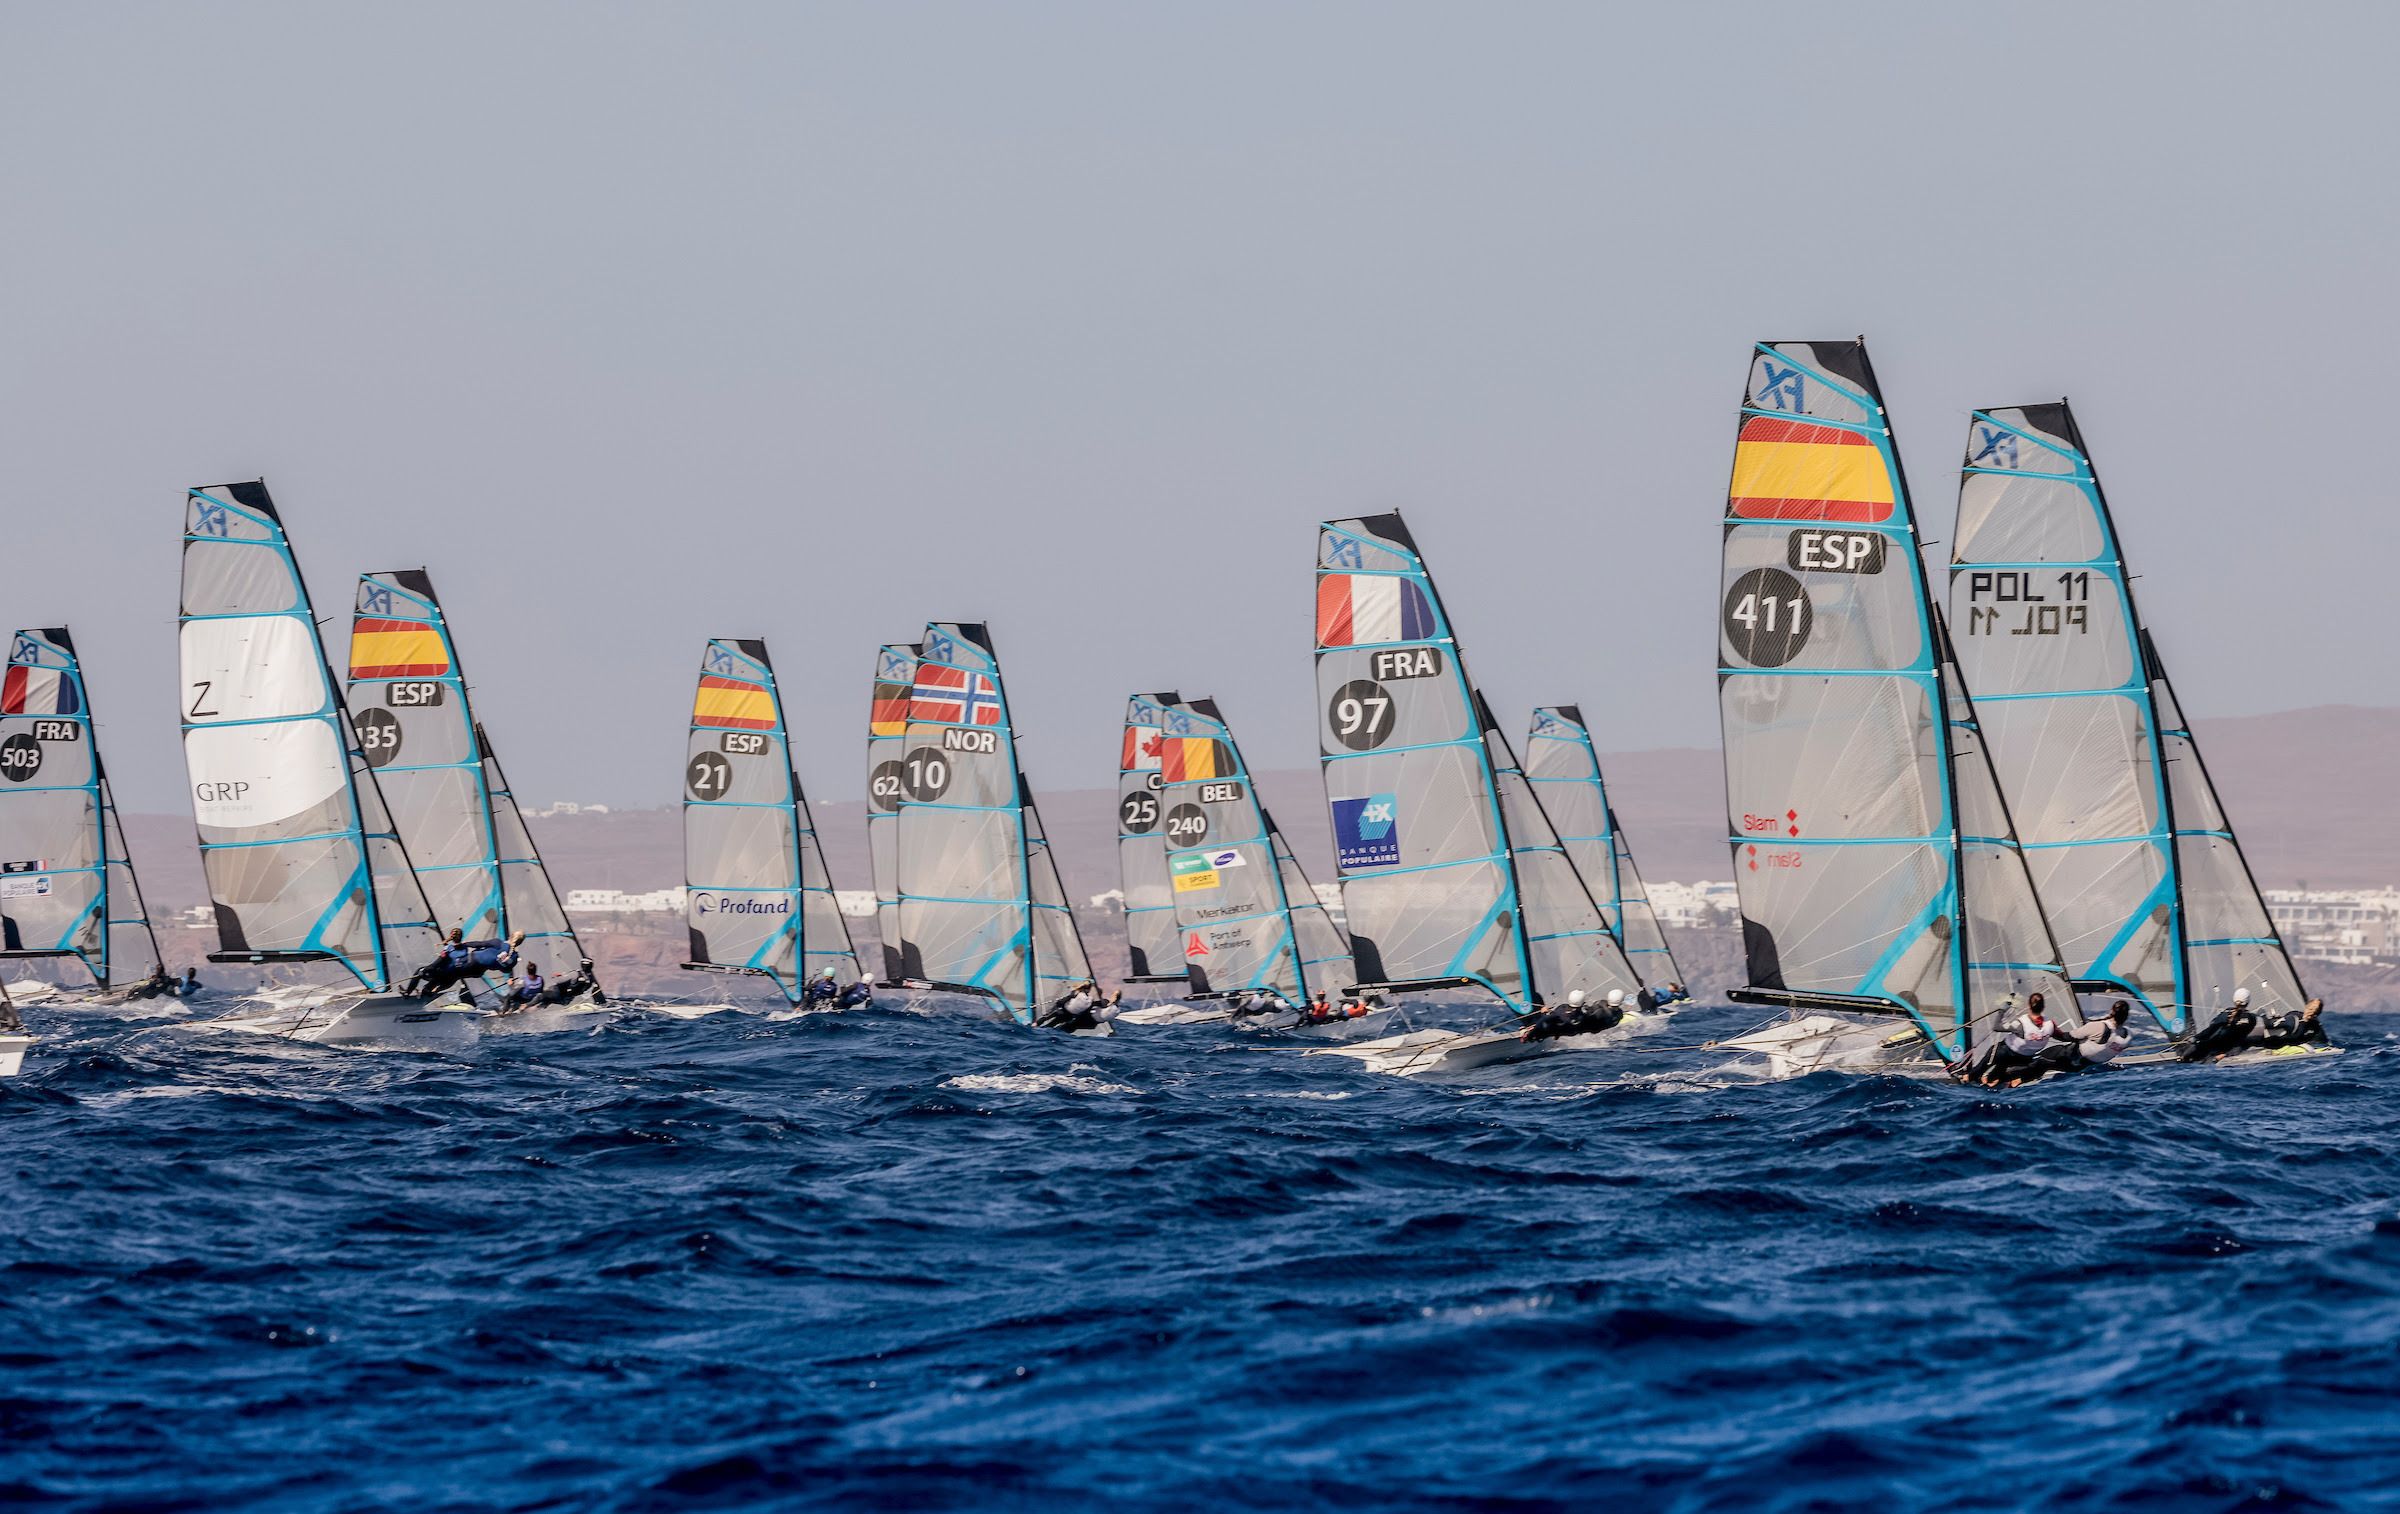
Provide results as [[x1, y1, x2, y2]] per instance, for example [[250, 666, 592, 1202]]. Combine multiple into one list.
[[1962, 570, 2092, 637]]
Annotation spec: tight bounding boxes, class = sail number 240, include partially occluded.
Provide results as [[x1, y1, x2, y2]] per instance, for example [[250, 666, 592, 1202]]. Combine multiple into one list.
[[1962, 570, 2091, 637]]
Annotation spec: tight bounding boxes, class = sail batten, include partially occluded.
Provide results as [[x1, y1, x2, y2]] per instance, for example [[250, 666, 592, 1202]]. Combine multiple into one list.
[[1, 627, 164, 987], [1155, 693, 1351, 1003], [182, 483, 442, 991], [1948, 402, 2303, 1031], [684, 638, 861, 999], [1719, 343, 2075, 1061]]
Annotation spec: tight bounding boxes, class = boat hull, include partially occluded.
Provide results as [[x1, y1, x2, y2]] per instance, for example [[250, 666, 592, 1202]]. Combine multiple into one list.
[[1717, 1013, 1940, 1079], [203, 995, 483, 1050], [0, 1033, 30, 1077]]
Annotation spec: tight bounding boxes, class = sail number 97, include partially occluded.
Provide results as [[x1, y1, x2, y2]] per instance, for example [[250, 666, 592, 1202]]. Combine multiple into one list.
[[1327, 678, 1397, 752], [1723, 567, 1814, 668], [1962, 570, 2091, 637]]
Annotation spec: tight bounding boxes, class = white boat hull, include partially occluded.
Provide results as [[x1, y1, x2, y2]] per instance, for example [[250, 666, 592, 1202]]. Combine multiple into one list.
[[0, 1033, 30, 1077], [482, 997, 613, 1035], [1303, 1026, 1544, 1076], [201, 994, 482, 1050], [1716, 1013, 1939, 1080]]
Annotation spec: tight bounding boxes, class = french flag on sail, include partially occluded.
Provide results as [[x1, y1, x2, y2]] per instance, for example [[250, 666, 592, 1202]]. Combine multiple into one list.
[[912, 663, 1002, 726], [1, 664, 78, 717], [1316, 573, 1435, 647]]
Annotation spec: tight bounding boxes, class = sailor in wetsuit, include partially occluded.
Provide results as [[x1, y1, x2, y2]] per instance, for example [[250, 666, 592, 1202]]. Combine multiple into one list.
[[801, 967, 841, 1008], [1967, 993, 2069, 1085], [835, 980, 873, 1009], [126, 965, 176, 1000], [1036, 981, 1105, 1032], [1520, 988, 1628, 1042], [2020, 1000, 2134, 1080], [2256, 998, 2330, 1049], [502, 965, 547, 1009], [1228, 991, 1285, 1020], [2178, 988, 2260, 1061], [177, 967, 202, 998], [539, 959, 605, 1006], [400, 929, 471, 998]]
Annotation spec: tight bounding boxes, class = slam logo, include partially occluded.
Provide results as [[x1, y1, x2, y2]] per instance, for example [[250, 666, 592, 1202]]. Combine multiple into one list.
[[1332, 794, 1401, 869], [691, 893, 791, 917]]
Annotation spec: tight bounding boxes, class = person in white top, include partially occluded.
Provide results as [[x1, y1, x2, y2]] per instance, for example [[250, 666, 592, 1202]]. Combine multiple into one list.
[[1967, 992, 2069, 1085]]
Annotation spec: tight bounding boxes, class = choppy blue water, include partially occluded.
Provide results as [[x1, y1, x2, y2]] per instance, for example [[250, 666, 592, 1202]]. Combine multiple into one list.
[[4, 999, 2397, 1511]]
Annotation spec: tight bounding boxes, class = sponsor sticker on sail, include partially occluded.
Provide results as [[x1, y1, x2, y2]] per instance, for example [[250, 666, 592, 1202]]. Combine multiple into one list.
[[1332, 794, 1402, 869], [1169, 847, 1246, 893], [0, 859, 53, 899]]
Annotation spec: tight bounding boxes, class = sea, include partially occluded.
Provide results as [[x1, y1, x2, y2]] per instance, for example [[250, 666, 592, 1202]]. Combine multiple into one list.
[[4, 995, 2397, 1512]]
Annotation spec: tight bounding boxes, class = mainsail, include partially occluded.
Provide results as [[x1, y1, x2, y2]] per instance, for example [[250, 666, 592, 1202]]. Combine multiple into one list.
[[0, 627, 163, 987], [1484, 698, 1645, 1006], [683, 637, 862, 997], [1717, 342, 2075, 1060], [894, 623, 1071, 1021], [1116, 693, 1186, 983], [1524, 705, 1683, 987], [1155, 693, 1351, 1003], [1313, 514, 1532, 1010], [865, 643, 920, 984], [1949, 403, 2304, 1030], [477, 725, 591, 979], [181, 482, 442, 991], [346, 571, 502, 939]]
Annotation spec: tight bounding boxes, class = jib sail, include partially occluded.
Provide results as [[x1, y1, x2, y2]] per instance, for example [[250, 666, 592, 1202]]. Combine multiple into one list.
[[181, 483, 442, 991], [1949, 403, 2304, 1030], [894, 623, 1060, 1021], [1524, 705, 1682, 988], [1116, 693, 1187, 983], [1717, 343, 2075, 1060], [1024, 777, 1093, 1006], [865, 644, 920, 984], [477, 725, 592, 981], [1314, 514, 1532, 1011], [1156, 693, 1351, 1004], [0, 627, 163, 986], [1483, 696, 1645, 1006], [684, 637, 862, 998]]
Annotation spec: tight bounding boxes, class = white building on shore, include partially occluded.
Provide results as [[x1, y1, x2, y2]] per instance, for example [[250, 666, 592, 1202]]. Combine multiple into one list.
[[2264, 888, 2400, 967]]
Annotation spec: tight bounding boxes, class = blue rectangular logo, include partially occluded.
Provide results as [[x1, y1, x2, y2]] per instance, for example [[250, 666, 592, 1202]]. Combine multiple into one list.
[[1332, 794, 1401, 869]]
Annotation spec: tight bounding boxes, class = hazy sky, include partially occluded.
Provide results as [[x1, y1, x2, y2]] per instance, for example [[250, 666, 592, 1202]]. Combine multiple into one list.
[[5, 3, 2392, 818]]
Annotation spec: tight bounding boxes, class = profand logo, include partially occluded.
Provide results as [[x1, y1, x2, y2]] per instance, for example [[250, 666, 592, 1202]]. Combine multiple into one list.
[[692, 894, 792, 917]]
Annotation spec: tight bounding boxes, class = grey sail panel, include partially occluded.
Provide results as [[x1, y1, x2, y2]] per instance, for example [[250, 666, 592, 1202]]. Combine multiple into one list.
[[1949, 404, 2179, 1025], [1315, 515, 1531, 1011], [1524, 704, 1682, 987], [1271, 822, 1353, 997], [478, 727, 587, 978], [181, 483, 440, 990], [2149, 640, 2306, 1020], [685, 638, 806, 999], [101, 776, 163, 981], [894, 623, 1033, 1019], [1025, 784, 1092, 1004], [1718, 341, 2075, 1060], [345, 571, 501, 941], [1159, 694, 1349, 1004], [1, 628, 113, 982], [865, 644, 919, 984], [1116, 693, 1185, 982], [1485, 703, 1642, 1005]]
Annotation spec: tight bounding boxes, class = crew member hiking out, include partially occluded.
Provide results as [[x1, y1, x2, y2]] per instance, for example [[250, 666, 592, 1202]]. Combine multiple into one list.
[[2179, 988, 2262, 1062], [2257, 998, 2330, 1049], [1966, 993, 2067, 1086]]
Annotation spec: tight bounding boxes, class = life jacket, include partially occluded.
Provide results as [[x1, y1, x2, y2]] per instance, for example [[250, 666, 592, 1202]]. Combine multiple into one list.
[[2005, 1013, 2054, 1054], [516, 974, 546, 1003]]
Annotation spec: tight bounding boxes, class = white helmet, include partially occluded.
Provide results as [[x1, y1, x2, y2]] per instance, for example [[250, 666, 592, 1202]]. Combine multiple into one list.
[[1606, 989, 1626, 1007], [2232, 987, 2251, 1006], [1566, 989, 1586, 1007]]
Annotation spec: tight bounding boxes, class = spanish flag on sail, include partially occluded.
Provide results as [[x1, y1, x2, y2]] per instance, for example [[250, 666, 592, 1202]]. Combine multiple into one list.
[[695, 674, 777, 731], [348, 618, 450, 679], [1727, 416, 1896, 523]]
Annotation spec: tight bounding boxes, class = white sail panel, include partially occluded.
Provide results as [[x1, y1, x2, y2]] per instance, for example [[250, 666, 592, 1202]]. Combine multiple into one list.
[[1315, 515, 1529, 1011], [1116, 693, 1184, 982]]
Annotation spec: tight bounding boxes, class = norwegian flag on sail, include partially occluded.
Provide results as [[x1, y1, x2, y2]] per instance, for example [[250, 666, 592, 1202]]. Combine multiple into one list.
[[911, 663, 1002, 726]]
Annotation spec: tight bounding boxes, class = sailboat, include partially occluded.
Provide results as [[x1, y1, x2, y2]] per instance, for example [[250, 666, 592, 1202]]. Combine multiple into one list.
[[681, 637, 867, 1007], [0, 982, 28, 1075], [1115, 693, 1188, 996], [891, 623, 1098, 1028], [178, 481, 474, 1048], [1308, 513, 1645, 1074], [1709, 341, 2078, 1077], [0, 627, 166, 1000], [1524, 706, 1684, 991], [346, 570, 601, 1017], [1948, 402, 2309, 1040], [1117, 692, 1353, 1027], [866, 643, 920, 986]]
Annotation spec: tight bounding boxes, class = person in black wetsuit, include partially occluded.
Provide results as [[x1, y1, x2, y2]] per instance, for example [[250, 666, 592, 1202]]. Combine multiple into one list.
[[801, 968, 840, 1008], [2178, 988, 2260, 1061], [2019, 1000, 2135, 1081], [1521, 988, 1627, 1042], [126, 965, 176, 1000], [2254, 998, 2329, 1050], [542, 960, 605, 1006], [401, 928, 472, 998], [835, 980, 873, 1009]]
